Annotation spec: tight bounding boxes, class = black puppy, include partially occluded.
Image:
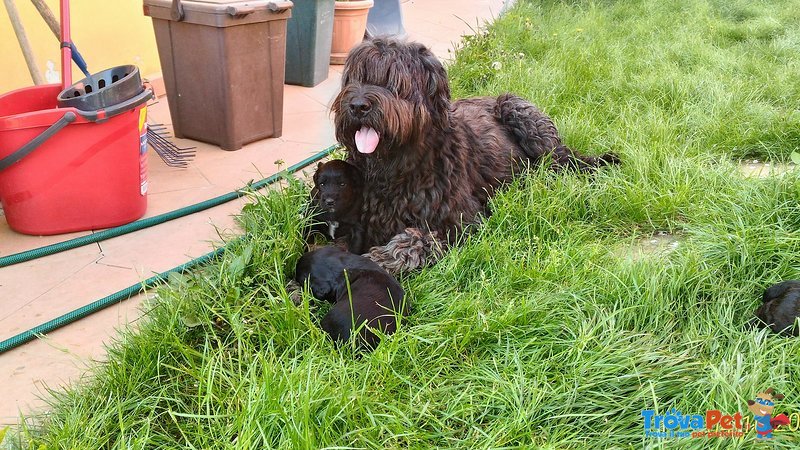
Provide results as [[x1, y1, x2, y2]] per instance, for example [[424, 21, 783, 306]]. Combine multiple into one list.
[[310, 160, 365, 254], [752, 280, 800, 336], [294, 246, 407, 349]]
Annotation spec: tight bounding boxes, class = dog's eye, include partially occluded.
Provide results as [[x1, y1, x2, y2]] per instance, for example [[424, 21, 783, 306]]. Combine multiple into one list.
[[319, 183, 325, 187], [340, 183, 346, 187]]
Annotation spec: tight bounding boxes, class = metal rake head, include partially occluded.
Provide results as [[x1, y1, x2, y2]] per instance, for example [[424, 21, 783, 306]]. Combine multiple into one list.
[[146, 123, 196, 168]]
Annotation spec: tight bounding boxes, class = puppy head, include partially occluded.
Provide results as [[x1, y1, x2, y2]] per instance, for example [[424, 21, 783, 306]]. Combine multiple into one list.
[[294, 248, 343, 300], [312, 160, 363, 214], [332, 37, 452, 159]]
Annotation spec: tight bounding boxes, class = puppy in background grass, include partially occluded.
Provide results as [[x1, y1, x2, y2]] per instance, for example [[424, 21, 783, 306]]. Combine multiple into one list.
[[294, 246, 407, 350], [309, 160, 365, 254], [752, 280, 800, 336]]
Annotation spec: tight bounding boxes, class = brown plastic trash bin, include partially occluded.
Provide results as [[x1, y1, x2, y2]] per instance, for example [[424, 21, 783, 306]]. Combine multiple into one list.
[[143, 0, 293, 150]]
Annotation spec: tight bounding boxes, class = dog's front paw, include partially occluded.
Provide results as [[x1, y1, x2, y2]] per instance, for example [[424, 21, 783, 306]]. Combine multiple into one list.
[[363, 228, 445, 274]]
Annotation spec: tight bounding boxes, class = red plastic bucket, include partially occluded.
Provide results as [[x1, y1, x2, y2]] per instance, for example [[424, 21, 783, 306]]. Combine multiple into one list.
[[0, 84, 152, 235]]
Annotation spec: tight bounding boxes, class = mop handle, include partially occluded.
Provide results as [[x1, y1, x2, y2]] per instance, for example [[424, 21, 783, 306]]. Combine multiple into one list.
[[31, 0, 90, 80], [59, 0, 71, 88]]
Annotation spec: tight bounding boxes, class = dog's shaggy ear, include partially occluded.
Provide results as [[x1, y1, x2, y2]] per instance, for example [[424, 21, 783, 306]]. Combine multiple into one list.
[[412, 42, 451, 120]]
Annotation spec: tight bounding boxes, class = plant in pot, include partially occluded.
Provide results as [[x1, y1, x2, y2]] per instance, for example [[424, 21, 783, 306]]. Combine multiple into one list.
[[331, 0, 375, 64]]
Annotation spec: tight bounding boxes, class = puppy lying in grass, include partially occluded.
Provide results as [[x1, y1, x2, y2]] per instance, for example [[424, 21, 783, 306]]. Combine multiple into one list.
[[752, 280, 800, 336], [294, 246, 407, 349], [309, 160, 365, 254]]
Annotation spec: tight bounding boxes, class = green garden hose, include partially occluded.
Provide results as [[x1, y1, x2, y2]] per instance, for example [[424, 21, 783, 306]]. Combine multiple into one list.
[[0, 144, 338, 354], [0, 246, 226, 353], [0, 144, 337, 268]]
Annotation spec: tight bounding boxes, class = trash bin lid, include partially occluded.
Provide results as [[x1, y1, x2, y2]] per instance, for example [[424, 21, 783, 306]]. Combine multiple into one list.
[[143, 0, 293, 27]]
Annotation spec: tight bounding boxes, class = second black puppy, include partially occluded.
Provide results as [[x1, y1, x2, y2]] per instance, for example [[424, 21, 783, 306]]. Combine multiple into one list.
[[753, 280, 800, 336], [294, 246, 407, 349], [310, 160, 365, 254]]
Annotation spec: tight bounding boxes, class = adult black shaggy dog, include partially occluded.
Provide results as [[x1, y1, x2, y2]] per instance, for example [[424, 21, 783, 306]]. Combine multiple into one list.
[[332, 37, 619, 272]]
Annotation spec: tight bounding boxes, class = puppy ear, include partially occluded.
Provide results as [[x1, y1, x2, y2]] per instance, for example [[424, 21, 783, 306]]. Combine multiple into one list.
[[313, 163, 322, 182]]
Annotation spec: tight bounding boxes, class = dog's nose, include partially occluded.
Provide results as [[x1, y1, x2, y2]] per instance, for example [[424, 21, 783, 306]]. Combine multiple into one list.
[[324, 198, 335, 207], [348, 98, 372, 117]]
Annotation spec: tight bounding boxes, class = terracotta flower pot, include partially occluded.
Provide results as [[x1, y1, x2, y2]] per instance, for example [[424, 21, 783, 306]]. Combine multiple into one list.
[[331, 0, 374, 65]]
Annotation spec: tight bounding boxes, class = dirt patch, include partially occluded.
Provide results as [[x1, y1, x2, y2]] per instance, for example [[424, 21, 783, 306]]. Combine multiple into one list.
[[738, 160, 795, 178], [615, 231, 682, 263]]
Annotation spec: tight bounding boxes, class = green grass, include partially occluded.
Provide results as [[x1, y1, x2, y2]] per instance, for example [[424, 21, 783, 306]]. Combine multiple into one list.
[[7, 0, 800, 448], [449, 0, 800, 163]]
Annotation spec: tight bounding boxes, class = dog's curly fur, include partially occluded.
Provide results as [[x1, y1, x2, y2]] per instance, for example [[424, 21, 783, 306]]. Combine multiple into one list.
[[363, 228, 445, 274], [332, 37, 619, 272]]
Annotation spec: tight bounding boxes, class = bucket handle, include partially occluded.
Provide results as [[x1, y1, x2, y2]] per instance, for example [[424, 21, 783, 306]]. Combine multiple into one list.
[[0, 88, 151, 173], [0, 112, 76, 173]]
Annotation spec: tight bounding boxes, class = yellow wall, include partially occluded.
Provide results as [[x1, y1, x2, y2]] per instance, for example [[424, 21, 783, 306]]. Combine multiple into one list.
[[1, 0, 161, 92]]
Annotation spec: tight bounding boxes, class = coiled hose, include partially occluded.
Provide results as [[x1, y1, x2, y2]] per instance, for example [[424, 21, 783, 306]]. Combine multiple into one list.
[[0, 144, 337, 354]]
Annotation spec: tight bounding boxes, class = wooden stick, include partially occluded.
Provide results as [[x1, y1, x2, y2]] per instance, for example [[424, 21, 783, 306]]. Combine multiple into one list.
[[3, 0, 44, 84], [29, 0, 60, 39]]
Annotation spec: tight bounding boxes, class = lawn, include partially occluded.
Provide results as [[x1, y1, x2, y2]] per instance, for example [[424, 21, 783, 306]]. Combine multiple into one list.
[[6, 0, 800, 448]]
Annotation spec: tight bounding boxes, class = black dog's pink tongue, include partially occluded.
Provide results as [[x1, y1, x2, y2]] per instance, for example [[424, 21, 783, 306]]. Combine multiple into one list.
[[355, 127, 379, 154]]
